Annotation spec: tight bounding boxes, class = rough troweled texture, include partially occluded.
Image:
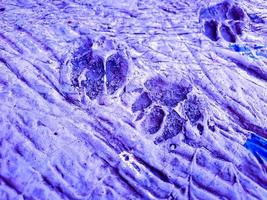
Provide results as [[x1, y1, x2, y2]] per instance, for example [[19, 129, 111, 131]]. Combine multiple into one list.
[[0, 0, 267, 200]]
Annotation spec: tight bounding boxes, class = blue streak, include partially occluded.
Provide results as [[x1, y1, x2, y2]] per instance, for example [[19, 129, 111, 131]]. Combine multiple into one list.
[[244, 133, 267, 162], [230, 44, 249, 52]]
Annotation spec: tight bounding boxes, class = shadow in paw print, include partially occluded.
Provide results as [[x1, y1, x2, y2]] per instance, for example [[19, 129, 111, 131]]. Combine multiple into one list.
[[106, 53, 128, 95], [142, 106, 165, 135], [154, 109, 185, 144], [203, 20, 220, 41], [220, 23, 237, 43], [132, 92, 152, 113]]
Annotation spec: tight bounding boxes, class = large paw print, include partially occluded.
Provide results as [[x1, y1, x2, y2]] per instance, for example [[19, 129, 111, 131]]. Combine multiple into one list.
[[200, 1, 247, 43], [70, 40, 128, 100], [131, 75, 202, 144]]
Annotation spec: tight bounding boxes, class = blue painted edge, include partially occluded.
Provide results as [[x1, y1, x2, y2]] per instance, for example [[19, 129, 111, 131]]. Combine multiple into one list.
[[244, 133, 267, 163]]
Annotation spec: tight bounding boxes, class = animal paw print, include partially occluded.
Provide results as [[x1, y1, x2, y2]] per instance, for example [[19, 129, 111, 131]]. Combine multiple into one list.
[[199, 1, 247, 43], [131, 76, 202, 144], [70, 39, 128, 100]]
